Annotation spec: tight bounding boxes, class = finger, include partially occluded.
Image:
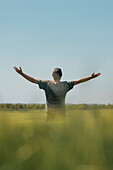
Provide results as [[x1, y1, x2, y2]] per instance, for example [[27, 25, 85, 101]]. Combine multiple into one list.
[[96, 73, 101, 76], [14, 67, 18, 70], [91, 72, 95, 76], [15, 67, 19, 71], [14, 67, 17, 70]]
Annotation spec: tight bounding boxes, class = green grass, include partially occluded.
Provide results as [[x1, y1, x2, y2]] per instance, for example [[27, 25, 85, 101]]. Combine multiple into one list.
[[0, 109, 113, 170]]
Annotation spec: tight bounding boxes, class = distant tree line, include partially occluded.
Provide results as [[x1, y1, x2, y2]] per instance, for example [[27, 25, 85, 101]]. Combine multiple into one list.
[[66, 104, 113, 110], [0, 103, 113, 110], [0, 104, 45, 110]]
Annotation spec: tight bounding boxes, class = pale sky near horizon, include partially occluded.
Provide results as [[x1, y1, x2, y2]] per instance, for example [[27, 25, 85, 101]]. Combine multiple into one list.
[[0, 0, 113, 104]]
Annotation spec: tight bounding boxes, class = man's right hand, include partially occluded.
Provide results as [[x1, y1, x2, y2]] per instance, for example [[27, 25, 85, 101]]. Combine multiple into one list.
[[13, 67, 23, 75]]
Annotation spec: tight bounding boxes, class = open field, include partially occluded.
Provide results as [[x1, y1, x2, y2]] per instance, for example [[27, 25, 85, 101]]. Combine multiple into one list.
[[0, 109, 113, 170]]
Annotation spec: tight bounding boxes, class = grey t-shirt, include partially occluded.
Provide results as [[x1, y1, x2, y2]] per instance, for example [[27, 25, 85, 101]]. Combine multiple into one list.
[[38, 80, 74, 114]]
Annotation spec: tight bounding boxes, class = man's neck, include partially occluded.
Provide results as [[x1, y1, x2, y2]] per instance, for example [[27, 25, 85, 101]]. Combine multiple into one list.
[[53, 79, 60, 83]]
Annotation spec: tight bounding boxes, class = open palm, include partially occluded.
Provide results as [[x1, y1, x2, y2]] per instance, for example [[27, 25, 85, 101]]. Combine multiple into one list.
[[91, 72, 101, 78], [13, 67, 23, 74]]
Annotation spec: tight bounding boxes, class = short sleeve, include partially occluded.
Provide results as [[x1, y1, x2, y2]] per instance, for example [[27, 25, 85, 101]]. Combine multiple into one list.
[[37, 80, 48, 90], [66, 81, 75, 92]]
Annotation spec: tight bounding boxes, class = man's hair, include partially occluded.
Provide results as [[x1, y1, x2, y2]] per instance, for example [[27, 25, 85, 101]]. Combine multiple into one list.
[[52, 67, 62, 80]]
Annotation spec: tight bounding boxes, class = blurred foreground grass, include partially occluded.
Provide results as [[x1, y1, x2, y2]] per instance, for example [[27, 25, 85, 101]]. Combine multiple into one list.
[[0, 109, 113, 170]]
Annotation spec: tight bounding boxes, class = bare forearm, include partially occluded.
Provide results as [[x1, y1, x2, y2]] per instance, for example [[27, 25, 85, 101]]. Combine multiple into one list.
[[78, 76, 92, 84], [13, 67, 38, 84], [74, 72, 101, 85], [20, 72, 38, 84]]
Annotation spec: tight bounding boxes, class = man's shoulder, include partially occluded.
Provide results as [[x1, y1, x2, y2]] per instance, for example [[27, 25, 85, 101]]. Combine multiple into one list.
[[38, 80, 50, 83], [60, 81, 74, 85], [37, 80, 50, 89]]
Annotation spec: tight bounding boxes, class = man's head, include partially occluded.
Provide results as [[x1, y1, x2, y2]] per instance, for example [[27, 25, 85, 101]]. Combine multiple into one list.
[[52, 67, 62, 81]]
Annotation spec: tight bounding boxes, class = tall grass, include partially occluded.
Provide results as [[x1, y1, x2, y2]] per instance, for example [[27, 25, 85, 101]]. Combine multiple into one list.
[[0, 109, 113, 170]]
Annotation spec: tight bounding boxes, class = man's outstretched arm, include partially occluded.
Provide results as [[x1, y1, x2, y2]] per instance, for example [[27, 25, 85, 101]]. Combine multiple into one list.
[[13, 67, 38, 84], [74, 72, 101, 85]]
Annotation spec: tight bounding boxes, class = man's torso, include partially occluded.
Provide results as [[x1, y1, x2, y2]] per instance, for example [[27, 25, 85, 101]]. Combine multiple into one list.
[[38, 80, 74, 114]]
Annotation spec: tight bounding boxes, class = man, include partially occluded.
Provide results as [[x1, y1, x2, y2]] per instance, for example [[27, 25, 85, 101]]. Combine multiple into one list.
[[13, 67, 101, 118]]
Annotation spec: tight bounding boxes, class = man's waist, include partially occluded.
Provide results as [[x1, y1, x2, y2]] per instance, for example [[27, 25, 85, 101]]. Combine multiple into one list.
[[46, 104, 65, 113]]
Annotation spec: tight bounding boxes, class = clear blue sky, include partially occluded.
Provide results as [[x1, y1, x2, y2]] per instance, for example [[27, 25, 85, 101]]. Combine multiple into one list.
[[0, 0, 113, 104]]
